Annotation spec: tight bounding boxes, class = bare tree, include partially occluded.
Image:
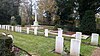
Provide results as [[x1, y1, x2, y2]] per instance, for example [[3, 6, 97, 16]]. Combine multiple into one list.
[[38, 0, 56, 25], [19, 0, 33, 26]]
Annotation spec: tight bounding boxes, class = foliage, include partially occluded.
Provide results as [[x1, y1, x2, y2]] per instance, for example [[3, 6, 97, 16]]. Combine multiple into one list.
[[0, 0, 19, 24], [78, 0, 100, 19], [38, 0, 56, 25], [80, 10, 96, 34], [21, 22, 26, 27], [15, 15, 21, 25], [19, 0, 33, 25], [10, 16, 17, 26], [0, 35, 13, 56], [55, 0, 74, 25]]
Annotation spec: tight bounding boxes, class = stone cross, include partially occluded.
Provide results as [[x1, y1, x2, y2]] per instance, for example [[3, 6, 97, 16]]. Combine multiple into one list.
[[33, 0, 38, 26], [91, 33, 99, 45], [70, 39, 81, 56]]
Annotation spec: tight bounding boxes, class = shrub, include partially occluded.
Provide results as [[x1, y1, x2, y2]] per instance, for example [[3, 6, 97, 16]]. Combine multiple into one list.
[[0, 34, 13, 56]]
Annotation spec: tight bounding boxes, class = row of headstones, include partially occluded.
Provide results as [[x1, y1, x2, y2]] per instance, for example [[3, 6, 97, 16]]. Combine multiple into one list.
[[27, 27, 49, 37], [55, 28, 99, 56], [0, 25, 22, 32], [0, 25, 48, 36], [0, 25, 99, 56]]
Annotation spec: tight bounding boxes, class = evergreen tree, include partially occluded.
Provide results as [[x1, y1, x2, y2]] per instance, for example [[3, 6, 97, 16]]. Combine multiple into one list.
[[80, 10, 96, 34], [55, 0, 74, 25], [0, 0, 20, 24]]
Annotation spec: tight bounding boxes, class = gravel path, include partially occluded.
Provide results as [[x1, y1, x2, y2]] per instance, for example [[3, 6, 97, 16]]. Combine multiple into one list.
[[91, 47, 100, 56]]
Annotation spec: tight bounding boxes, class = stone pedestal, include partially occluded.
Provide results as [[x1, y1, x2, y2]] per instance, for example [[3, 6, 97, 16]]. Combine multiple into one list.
[[70, 39, 81, 56], [27, 27, 29, 34], [55, 36, 64, 54], [91, 33, 99, 45], [34, 21, 38, 26], [45, 29, 48, 37], [75, 32, 82, 40]]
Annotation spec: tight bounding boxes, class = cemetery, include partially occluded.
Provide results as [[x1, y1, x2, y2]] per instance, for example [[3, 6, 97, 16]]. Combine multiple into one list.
[[0, 0, 100, 56], [0, 25, 100, 56]]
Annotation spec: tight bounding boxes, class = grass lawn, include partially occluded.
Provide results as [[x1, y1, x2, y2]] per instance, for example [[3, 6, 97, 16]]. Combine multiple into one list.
[[0, 29, 98, 56]]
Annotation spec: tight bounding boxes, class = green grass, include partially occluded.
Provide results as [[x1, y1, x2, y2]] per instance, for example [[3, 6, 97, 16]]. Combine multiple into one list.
[[0, 29, 98, 56]]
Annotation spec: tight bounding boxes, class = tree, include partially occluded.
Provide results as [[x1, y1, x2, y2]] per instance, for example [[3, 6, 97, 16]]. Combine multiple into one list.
[[0, 0, 20, 24], [55, 0, 75, 24], [78, 0, 100, 19], [38, 0, 56, 25], [77, 0, 100, 34], [80, 10, 96, 34]]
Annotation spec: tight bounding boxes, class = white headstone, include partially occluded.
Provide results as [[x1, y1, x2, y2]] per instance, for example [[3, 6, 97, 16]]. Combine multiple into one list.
[[91, 33, 99, 45], [55, 36, 64, 54], [0, 25, 1, 29], [58, 28, 63, 37], [11, 26, 14, 31], [75, 32, 82, 40], [1, 25, 3, 29], [15, 26, 17, 32], [34, 27, 38, 35], [16, 26, 19, 32], [27, 27, 29, 34], [19, 27, 22, 32], [3, 25, 6, 29], [2, 25, 3, 29], [7, 25, 10, 30], [15, 26, 16, 32], [70, 39, 81, 56], [2, 25, 5, 29], [45, 29, 48, 37], [5, 25, 8, 30], [17, 26, 19, 32]]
